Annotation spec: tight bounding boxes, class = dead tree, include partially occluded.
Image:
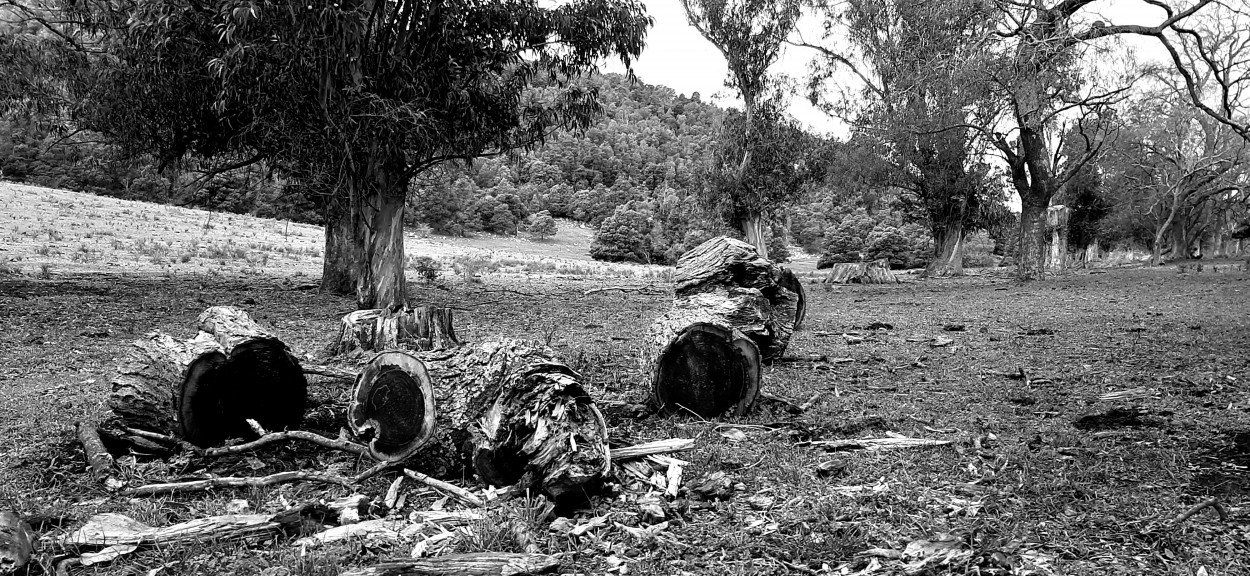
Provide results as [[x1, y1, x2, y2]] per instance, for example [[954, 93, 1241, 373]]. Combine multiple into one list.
[[333, 305, 460, 355], [102, 306, 307, 450], [349, 341, 609, 498]]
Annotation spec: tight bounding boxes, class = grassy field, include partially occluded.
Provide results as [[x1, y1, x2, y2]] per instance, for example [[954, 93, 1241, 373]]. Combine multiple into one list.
[[1, 182, 1248, 576]]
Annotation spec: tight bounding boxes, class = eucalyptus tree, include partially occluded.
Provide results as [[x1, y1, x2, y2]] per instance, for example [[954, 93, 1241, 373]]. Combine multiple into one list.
[[679, 0, 803, 256], [0, 0, 650, 308], [798, 0, 1003, 276]]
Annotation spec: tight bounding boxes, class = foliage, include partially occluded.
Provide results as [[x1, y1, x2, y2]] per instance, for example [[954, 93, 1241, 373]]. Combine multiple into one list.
[[524, 210, 558, 240], [589, 203, 655, 263]]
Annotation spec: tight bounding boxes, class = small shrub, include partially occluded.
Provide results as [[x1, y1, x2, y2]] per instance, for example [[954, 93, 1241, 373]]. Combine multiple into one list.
[[38, 263, 52, 278], [409, 255, 441, 283], [35, 245, 51, 256]]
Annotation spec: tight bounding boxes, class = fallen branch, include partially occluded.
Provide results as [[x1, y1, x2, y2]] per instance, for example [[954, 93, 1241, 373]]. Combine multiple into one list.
[[1171, 497, 1229, 526], [403, 469, 485, 508], [609, 438, 695, 462], [75, 422, 124, 491], [354, 460, 401, 484], [123, 471, 352, 497], [202, 430, 368, 458], [303, 364, 358, 381], [799, 437, 952, 451], [799, 392, 825, 412], [582, 285, 666, 296], [339, 552, 560, 576]]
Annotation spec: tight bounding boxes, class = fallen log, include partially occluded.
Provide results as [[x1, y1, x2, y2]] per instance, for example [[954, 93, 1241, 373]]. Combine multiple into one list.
[[646, 318, 761, 418], [823, 259, 898, 284], [103, 306, 307, 449], [0, 511, 34, 575], [339, 553, 560, 576], [333, 305, 460, 356], [61, 512, 285, 548], [350, 341, 610, 498], [671, 236, 803, 360]]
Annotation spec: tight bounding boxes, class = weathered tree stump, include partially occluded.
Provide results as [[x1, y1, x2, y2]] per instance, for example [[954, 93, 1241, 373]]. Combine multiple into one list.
[[103, 306, 307, 450], [823, 259, 898, 284], [333, 305, 459, 356], [646, 314, 761, 418], [349, 341, 609, 498]]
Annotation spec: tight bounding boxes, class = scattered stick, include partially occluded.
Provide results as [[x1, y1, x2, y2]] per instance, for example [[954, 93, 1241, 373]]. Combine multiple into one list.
[[403, 469, 485, 508], [799, 392, 825, 412], [123, 471, 352, 497], [582, 285, 666, 296], [202, 430, 368, 458], [1171, 498, 1229, 526], [75, 422, 122, 490], [798, 437, 952, 451], [609, 438, 695, 462], [354, 460, 401, 484], [338, 552, 560, 576], [303, 364, 358, 381]]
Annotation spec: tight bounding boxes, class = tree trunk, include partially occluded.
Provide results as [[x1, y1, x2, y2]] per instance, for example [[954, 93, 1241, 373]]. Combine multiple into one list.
[[103, 307, 307, 450], [339, 553, 559, 576], [322, 196, 359, 296], [740, 214, 768, 258], [356, 185, 408, 309], [1017, 200, 1048, 280], [349, 341, 610, 498], [333, 305, 460, 356], [1044, 205, 1069, 275], [646, 309, 762, 419], [824, 259, 897, 284], [926, 224, 964, 276]]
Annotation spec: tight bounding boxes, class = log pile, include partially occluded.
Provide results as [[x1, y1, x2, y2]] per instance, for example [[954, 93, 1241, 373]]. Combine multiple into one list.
[[351, 341, 610, 497], [646, 236, 804, 417], [823, 259, 898, 284], [101, 306, 307, 451]]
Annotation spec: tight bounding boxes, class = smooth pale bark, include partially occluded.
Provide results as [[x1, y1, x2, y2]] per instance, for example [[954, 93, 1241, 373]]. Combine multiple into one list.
[[926, 224, 965, 276], [320, 153, 411, 310], [1044, 205, 1069, 275], [740, 214, 768, 259]]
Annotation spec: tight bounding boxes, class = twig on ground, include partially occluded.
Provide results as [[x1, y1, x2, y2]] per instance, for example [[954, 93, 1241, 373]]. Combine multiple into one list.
[[1171, 498, 1229, 526], [354, 460, 401, 484], [582, 285, 665, 296], [202, 430, 367, 458], [123, 471, 351, 496], [799, 392, 825, 412], [403, 469, 485, 507]]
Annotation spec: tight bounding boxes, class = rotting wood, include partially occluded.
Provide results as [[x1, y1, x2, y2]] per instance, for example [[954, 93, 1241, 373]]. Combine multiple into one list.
[[646, 319, 761, 418], [122, 471, 351, 497], [332, 305, 460, 356], [823, 260, 898, 285], [0, 511, 34, 575], [75, 421, 124, 491], [349, 351, 438, 463], [403, 469, 485, 508], [609, 438, 696, 461], [418, 340, 611, 498], [102, 306, 307, 450], [60, 512, 285, 548], [338, 552, 560, 576], [670, 236, 803, 360]]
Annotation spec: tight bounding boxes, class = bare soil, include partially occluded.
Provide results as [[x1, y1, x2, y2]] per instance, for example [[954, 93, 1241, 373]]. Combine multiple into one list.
[[1, 183, 1248, 576]]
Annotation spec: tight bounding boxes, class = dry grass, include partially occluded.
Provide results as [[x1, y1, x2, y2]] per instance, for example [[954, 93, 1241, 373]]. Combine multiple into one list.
[[1, 183, 1248, 576]]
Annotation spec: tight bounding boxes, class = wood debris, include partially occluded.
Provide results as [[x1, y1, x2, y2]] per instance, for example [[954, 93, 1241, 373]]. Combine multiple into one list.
[[800, 436, 952, 451]]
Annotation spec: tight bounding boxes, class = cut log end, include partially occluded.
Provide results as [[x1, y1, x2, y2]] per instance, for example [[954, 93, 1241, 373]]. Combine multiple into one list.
[[653, 323, 761, 418], [180, 338, 307, 447], [350, 352, 437, 462]]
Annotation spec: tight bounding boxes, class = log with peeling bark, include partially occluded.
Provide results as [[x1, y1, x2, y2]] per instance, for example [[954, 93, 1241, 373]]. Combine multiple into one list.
[[350, 341, 610, 498], [646, 315, 761, 418], [673, 236, 804, 358], [339, 553, 559, 576], [102, 306, 307, 450], [333, 305, 460, 356], [823, 259, 898, 284]]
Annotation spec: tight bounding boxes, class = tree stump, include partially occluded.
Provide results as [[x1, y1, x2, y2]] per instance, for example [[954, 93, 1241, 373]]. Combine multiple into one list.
[[350, 341, 609, 498], [333, 305, 460, 356], [103, 306, 307, 450], [670, 236, 803, 361], [823, 259, 898, 284]]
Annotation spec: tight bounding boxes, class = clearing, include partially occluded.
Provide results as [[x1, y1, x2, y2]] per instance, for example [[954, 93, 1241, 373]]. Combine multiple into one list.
[[1, 182, 1248, 576]]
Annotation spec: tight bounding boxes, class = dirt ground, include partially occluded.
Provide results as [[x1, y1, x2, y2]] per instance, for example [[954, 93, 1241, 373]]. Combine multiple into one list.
[[1, 184, 1248, 576]]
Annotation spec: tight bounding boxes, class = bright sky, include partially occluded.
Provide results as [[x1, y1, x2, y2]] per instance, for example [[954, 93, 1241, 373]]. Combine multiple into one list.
[[604, 0, 1184, 138]]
